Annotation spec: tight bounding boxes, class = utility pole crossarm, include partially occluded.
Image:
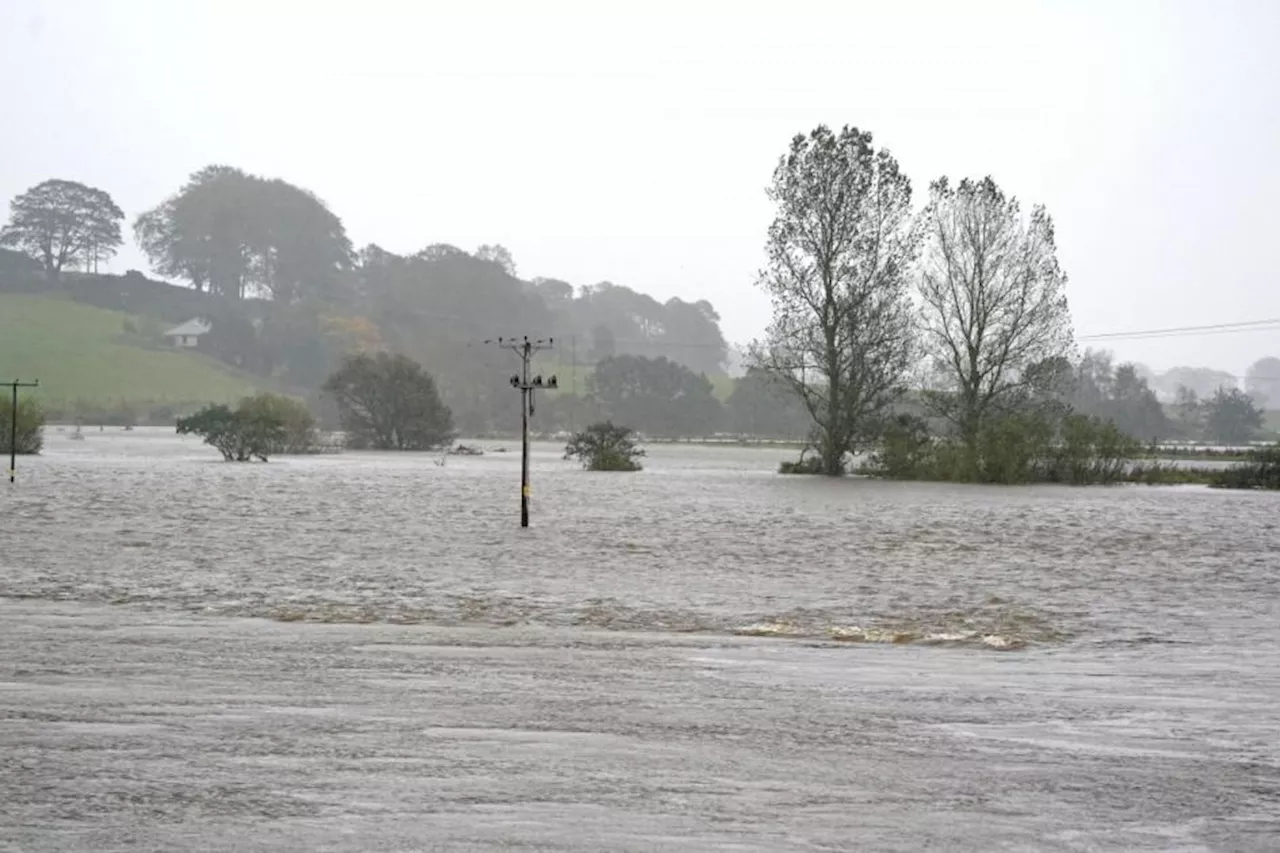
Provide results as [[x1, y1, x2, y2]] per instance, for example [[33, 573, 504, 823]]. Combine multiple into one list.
[[484, 338, 558, 528], [6, 379, 40, 484]]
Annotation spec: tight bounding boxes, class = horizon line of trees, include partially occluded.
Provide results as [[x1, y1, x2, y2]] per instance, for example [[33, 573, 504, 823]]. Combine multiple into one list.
[[0, 170, 730, 379], [2, 153, 1276, 452]]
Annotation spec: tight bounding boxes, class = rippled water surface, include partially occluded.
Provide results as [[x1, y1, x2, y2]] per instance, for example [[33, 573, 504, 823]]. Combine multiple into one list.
[[2, 428, 1279, 851]]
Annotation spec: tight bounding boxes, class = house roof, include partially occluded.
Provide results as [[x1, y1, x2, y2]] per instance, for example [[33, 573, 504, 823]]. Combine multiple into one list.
[[164, 318, 212, 337]]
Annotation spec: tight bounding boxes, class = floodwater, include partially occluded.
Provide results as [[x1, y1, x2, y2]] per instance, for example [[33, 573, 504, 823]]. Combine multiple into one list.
[[2, 428, 1278, 851]]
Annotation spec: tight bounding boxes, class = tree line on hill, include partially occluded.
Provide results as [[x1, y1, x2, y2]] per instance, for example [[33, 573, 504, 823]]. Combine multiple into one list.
[[2, 141, 1276, 472], [0, 168, 728, 433]]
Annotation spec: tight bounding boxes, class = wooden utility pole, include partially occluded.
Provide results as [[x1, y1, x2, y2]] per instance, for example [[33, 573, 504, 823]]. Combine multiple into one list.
[[6, 379, 39, 483], [487, 337, 556, 527]]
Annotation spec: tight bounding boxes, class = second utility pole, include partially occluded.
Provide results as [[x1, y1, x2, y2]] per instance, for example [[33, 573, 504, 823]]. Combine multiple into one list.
[[488, 337, 556, 527], [6, 379, 39, 484]]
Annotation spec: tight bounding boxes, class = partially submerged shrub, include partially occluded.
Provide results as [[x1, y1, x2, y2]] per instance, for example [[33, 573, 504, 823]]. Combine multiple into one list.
[[0, 397, 44, 455], [1209, 446, 1280, 490], [1046, 414, 1140, 484], [323, 352, 454, 451], [862, 411, 1143, 485], [176, 394, 318, 461], [237, 393, 319, 454], [1126, 462, 1216, 485], [863, 414, 933, 479], [177, 403, 278, 461], [564, 421, 645, 471]]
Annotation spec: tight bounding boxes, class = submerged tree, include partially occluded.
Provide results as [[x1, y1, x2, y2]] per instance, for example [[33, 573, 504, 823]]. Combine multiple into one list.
[[916, 176, 1073, 446], [752, 124, 917, 476], [322, 352, 454, 450], [177, 400, 286, 462], [237, 393, 320, 454], [177, 393, 322, 460], [1, 179, 124, 282], [0, 397, 45, 455], [564, 421, 645, 471]]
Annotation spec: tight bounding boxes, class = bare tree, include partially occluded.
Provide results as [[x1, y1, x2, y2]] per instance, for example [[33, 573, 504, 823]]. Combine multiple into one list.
[[916, 176, 1072, 445], [752, 125, 917, 476]]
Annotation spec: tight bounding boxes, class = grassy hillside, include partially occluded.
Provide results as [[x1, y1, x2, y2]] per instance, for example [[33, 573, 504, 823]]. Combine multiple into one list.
[[0, 294, 268, 415]]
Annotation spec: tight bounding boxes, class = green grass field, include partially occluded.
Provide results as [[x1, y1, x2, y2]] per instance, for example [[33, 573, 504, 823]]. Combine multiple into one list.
[[0, 293, 268, 411]]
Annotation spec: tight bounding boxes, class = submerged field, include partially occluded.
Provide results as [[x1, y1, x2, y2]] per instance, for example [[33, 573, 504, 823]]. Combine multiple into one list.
[[2, 431, 1278, 850]]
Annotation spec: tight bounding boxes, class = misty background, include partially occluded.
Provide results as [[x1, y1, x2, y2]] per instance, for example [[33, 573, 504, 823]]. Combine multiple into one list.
[[2, 0, 1276, 380]]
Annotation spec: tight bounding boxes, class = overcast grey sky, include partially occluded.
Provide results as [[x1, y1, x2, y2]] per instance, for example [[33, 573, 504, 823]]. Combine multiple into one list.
[[2, 0, 1277, 377]]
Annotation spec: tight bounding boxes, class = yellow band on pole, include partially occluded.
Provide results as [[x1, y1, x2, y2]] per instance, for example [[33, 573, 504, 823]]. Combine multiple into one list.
[[522, 485, 531, 497]]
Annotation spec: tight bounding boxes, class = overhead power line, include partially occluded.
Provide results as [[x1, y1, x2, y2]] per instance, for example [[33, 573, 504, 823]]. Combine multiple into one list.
[[1076, 318, 1280, 342], [419, 302, 1278, 351], [591, 319, 1280, 349]]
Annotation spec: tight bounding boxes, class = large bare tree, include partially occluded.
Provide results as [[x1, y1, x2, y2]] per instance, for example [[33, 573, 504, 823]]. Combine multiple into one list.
[[916, 176, 1072, 445], [753, 125, 917, 476]]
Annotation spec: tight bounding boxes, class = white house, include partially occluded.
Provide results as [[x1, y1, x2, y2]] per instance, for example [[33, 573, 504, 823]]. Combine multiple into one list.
[[164, 318, 212, 348]]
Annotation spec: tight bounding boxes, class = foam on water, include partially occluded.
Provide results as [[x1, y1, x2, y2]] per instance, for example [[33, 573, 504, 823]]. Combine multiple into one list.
[[3, 431, 1280, 850], [1, 429, 1278, 655]]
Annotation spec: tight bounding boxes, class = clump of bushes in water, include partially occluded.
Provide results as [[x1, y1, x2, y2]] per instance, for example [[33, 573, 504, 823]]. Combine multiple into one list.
[[1, 397, 44, 455], [564, 421, 645, 471], [322, 352, 455, 451], [1208, 446, 1280, 490], [177, 393, 320, 461], [241, 393, 322, 454], [859, 412, 1144, 485], [1124, 462, 1217, 485]]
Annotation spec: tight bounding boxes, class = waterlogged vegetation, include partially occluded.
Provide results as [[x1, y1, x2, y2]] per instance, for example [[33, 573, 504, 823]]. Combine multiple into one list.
[[1208, 447, 1280, 490], [4, 125, 1279, 492], [564, 421, 646, 471], [177, 393, 318, 461], [749, 125, 1278, 488], [1, 396, 44, 455], [858, 413, 1138, 485]]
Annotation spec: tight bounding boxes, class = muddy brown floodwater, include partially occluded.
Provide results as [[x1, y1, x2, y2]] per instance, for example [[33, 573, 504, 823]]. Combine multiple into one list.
[[2, 428, 1278, 851]]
